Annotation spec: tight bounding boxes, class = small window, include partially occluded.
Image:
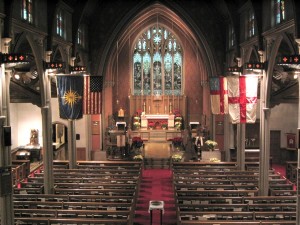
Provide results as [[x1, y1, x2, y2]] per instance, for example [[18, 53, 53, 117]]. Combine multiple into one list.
[[228, 24, 235, 48], [247, 10, 255, 39], [77, 25, 86, 48], [22, 0, 33, 23], [274, 0, 285, 25], [56, 9, 64, 38]]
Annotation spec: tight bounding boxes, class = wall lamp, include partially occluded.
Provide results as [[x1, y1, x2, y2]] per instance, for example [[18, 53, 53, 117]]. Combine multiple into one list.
[[277, 55, 300, 79], [277, 55, 300, 70], [0, 53, 32, 68], [226, 66, 242, 76], [243, 62, 265, 76], [43, 61, 66, 76], [70, 66, 87, 74]]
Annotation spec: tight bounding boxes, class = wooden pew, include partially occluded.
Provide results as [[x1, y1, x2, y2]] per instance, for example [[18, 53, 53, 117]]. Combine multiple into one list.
[[177, 203, 296, 212], [13, 160, 142, 225], [172, 162, 297, 224], [14, 217, 129, 225], [14, 194, 134, 203], [178, 212, 296, 224], [176, 195, 297, 204]]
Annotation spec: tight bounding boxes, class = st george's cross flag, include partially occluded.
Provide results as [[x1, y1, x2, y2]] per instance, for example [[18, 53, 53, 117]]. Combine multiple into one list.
[[83, 76, 103, 114], [56, 75, 84, 120], [227, 76, 258, 124], [209, 76, 228, 114]]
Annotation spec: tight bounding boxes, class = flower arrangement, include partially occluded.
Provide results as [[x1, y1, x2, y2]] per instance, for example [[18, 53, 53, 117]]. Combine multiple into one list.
[[205, 140, 218, 150], [134, 109, 142, 117], [133, 154, 143, 161], [133, 121, 141, 129], [161, 121, 168, 129], [132, 136, 143, 148], [172, 137, 183, 147], [148, 121, 155, 129], [171, 154, 182, 162], [209, 158, 220, 162], [175, 121, 182, 130]]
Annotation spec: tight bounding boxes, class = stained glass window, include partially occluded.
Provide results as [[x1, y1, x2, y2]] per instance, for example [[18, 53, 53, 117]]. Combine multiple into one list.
[[247, 10, 255, 39], [22, 0, 33, 23], [274, 0, 285, 25], [133, 26, 182, 96], [56, 9, 64, 38]]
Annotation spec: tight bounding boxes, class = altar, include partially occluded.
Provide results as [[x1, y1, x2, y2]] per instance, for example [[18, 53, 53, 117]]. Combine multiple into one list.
[[141, 114, 175, 129]]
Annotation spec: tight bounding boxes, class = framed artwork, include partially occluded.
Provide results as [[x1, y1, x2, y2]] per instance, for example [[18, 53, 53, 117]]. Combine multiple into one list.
[[286, 133, 296, 149]]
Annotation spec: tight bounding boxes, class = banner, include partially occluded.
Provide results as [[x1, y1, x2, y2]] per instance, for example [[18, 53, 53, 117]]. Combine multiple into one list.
[[56, 75, 83, 120], [83, 76, 102, 114], [209, 77, 228, 114], [227, 76, 258, 123]]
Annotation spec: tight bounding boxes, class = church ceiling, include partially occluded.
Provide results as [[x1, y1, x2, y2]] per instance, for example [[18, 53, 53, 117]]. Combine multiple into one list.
[[7, 0, 298, 106]]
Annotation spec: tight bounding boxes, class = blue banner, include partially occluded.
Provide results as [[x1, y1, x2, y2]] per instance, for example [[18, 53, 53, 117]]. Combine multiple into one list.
[[56, 75, 84, 120]]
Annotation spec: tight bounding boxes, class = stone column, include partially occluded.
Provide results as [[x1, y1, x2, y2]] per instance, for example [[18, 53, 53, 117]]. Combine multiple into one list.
[[0, 37, 14, 225], [258, 50, 270, 196]]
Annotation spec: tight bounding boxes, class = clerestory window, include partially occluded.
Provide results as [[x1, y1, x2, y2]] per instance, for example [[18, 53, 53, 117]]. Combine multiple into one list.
[[56, 9, 65, 38], [133, 25, 182, 96], [274, 0, 285, 25], [22, 0, 33, 23]]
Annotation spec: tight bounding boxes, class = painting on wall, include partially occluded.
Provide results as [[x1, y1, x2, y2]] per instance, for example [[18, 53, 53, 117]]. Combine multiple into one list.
[[286, 133, 296, 149]]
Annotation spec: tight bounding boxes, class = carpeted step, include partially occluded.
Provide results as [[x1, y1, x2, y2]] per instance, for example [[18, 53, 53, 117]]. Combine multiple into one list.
[[144, 158, 170, 169]]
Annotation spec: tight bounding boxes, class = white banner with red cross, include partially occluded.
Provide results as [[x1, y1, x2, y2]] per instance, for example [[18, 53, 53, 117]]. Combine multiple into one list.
[[227, 76, 258, 124]]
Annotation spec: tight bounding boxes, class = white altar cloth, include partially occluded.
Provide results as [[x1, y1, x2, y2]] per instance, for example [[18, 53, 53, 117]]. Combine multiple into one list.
[[141, 114, 175, 128]]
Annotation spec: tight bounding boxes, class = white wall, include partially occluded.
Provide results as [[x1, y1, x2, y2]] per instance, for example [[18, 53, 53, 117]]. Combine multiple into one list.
[[269, 103, 298, 148], [10, 98, 88, 149]]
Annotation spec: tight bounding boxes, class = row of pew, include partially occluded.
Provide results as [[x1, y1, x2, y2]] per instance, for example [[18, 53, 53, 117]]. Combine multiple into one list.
[[172, 161, 298, 225], [12, 160, 142, 225]]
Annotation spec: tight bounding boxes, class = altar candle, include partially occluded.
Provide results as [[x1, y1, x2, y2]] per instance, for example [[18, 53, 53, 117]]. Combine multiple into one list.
[[165, 105, 166, 113], [149, 105, 150, 113]]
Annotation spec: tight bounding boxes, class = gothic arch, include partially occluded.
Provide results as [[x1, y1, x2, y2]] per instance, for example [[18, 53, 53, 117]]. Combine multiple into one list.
[[100, 2, 218, 128]]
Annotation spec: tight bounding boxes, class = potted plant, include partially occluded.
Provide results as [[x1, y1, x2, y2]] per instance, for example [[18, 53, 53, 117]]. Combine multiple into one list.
[[171, 153, 182, 162], [172, 137, 183, 148], [161, 121, 168, 129], [133, 154, 143, 161], [132, 136, 143, 149], [148, 121, 155, 129], [204, 140, 218, 151]]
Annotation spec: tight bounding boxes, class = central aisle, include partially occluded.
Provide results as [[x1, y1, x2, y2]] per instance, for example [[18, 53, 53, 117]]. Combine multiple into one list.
[[133, 169, 177, 225]]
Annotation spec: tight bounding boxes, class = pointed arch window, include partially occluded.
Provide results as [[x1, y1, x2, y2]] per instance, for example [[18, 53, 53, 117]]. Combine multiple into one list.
[[247, 9, 255, 39], [22, 0, 33, 23], [133, 26, 182, 96], [56, 9, 65, 38], [274, 0, 285, 25]]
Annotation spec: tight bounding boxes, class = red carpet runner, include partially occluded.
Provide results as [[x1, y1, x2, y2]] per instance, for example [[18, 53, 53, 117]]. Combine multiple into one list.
[[133, 169, 177, 225]]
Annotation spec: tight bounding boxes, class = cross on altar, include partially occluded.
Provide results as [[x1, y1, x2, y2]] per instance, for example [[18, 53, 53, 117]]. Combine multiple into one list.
[[155, 103, 160, 114]]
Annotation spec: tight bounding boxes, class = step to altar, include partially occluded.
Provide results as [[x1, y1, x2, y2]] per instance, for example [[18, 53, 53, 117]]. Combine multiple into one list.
[[144, 158, 171, 169]]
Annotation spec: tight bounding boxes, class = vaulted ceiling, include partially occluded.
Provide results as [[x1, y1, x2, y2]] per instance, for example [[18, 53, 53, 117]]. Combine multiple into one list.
[[7, 0, 299, 106]]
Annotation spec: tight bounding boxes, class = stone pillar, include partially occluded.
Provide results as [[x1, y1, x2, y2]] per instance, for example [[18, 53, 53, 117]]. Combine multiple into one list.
[[295, 39, 300, 225], [0, 37, 14, 225], [42, 51, 54, 194], [258, 50, 270, 196]]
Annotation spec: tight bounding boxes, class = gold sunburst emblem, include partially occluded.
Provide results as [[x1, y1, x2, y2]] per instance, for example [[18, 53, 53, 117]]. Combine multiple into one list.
[[61, 88, 82, 107]]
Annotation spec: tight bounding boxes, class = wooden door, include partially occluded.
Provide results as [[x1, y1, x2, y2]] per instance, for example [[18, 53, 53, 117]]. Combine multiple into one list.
[[270, 130, 281, 164]]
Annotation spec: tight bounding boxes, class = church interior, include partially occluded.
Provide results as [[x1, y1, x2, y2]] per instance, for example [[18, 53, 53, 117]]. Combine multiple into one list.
[[0, 0, 300, 224]]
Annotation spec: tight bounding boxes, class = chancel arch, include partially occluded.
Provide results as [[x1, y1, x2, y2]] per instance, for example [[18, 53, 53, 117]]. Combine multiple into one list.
[[101, 2, 219, 130]]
